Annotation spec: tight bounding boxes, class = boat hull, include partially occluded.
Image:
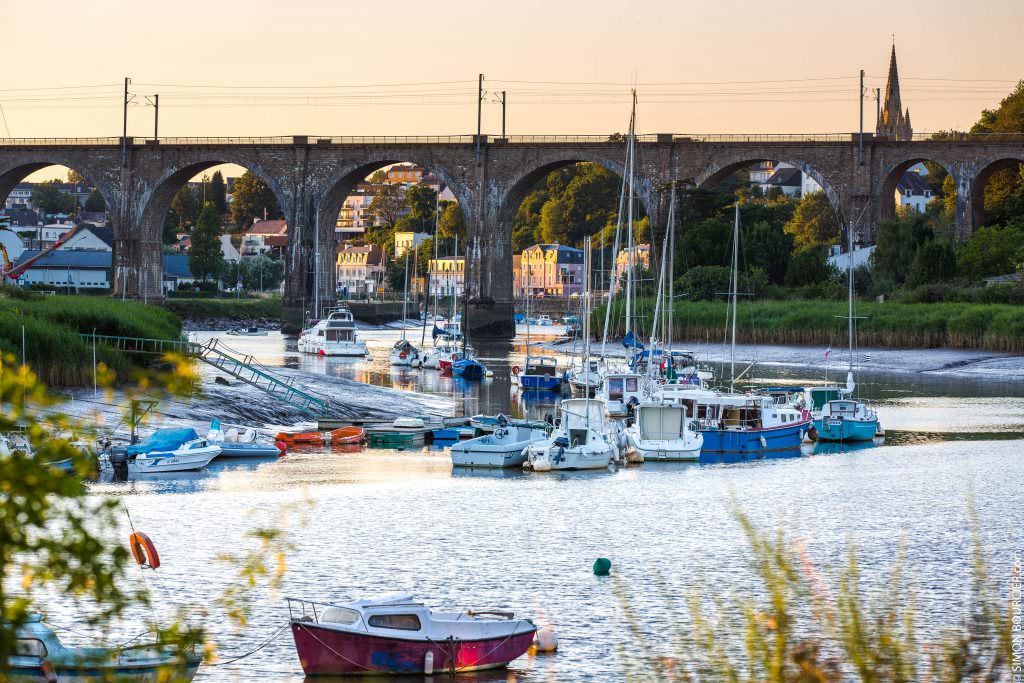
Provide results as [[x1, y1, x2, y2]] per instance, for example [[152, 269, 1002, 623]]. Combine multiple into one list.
[[628, 438, 702, 462], [518, 375, 562, 391], [9, 656, 199, 683], [216, 443, 282, 458], [699, 420, 810, 454], [813, 417, 879, 442], [290, 622, 534, 676]]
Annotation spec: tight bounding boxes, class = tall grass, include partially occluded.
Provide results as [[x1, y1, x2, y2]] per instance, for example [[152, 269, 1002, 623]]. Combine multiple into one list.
[[596, 298, 1024, 352], [0, 292, 182, 387], [616, 508, 1012, 681]]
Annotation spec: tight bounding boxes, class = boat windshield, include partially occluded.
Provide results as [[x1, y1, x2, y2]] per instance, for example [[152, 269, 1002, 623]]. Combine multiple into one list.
[[638, 406, 685, 440]]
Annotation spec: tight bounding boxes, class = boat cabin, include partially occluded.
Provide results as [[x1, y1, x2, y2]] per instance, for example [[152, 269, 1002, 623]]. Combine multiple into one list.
[[524, 356, 558, 376], [559, 399, 606, 446], [805, 386, 843, 412], [635, 404, 689, 441], [598, 370, 638, 413], [760, 387, 803, 406]]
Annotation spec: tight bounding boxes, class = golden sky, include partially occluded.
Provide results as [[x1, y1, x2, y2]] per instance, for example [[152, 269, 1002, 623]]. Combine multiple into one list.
[[4, 0, 1021, 141]]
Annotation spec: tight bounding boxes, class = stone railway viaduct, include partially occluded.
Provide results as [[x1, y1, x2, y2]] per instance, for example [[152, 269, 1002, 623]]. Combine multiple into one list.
[[1, 133, 1021, 337]]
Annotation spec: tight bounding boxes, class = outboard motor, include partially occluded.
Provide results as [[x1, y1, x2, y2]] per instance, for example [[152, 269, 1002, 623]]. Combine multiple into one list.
[[107, 446, 129, 482]]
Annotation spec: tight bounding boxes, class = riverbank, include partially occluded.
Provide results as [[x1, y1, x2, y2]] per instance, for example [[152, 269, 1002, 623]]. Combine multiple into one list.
[[0, 289, 181, 386], [596, 298, 1024, 353], [164, 296, 283, 324]]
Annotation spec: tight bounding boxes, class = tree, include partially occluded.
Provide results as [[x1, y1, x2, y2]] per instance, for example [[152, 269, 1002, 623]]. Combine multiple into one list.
[[906, 241, 958, 287], [784, 247, 835, 287], [210, 171, 228, 214], [84, 188, 105, 212], [230, 172, 281, 230], [189, 202, 225, 282], [171, 185, 199, 228], [870, 213, 935, 287], [970, 80, 1024, 225], [230, 254, 285, 291], [162, 210, 180, 245], [403, 185, 437, 233], [437, 201, 466, 243], [30, 182, 78, 215], [368, 183, 405, 230], [957, 223, 1024, 281], [783, 191, 839, 249], [66, 168, 86, 184], [539, 198, 568, 243], [744, 219, 795, 285]]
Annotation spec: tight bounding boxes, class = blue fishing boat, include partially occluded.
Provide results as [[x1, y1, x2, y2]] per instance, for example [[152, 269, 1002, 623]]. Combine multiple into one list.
[[810, 388, 880, 442], [517, 356, 562, 391]]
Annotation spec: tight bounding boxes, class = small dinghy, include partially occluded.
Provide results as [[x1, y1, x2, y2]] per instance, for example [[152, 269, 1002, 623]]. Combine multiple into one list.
[[226, 326, 268, 336], [330, 426, 366, 445], [276, 431, 325, 446], [9, 614, 200, 682], [287, 594, 535, 676], [393, 417, 425, 429], [207, 420, 284, 457], [451, 420, 548, 468]]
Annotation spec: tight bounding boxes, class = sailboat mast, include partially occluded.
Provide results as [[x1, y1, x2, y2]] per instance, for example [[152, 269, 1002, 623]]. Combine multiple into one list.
[[730, 203, 739, 393], [668, 184, 676, 351], [601, 117, 631, 356], [649, 203, 671, 350], [401, 250, 409, 340], [848, 221, 855, 375], [624, 91, 637, 342], [583, 236, 591, 429]]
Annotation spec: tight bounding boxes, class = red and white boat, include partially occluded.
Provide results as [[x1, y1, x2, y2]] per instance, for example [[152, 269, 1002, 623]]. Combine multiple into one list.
[[287, 594, 535, 675]]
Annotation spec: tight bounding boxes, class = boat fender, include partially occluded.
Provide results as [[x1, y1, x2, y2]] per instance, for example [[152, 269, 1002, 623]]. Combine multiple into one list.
[[759, 435, 767, 449], [129, 531, 160, 570], [399, 351, 407, 360], [424, 650, 434, 675], [40, 660, 57, 683], [807, 426, 819, 442], [533, 626, 559, 653], [275, 441, 288, 455], [318, 349, 325, 356], [511, 365, 521, 376]]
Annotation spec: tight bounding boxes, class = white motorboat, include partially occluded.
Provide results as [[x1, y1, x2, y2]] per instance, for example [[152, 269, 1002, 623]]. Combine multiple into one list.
[[298, 307, 368, 357], [526, 398, 615, 471], [566, 358, 604, 396], [597, 371, 647, 418], [100, 428, 221, 474], [450, 422, 548, 468], [226, 326, 268, 337], [626, 402, 703, 462]]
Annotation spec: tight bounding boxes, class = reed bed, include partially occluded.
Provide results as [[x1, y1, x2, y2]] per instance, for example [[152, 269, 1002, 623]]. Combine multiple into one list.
[[595, 298, 1024, 353], [0, 292, 182, 387]]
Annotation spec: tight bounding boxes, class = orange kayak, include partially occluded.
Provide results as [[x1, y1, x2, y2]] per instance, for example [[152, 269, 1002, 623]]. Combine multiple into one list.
[[276, 431, 325, 445], [331, 427, 366, 445]]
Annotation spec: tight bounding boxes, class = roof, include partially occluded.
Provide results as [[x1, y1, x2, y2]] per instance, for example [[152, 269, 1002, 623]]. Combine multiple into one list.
[[14, 249, 111, 269], [72, 224, 114, 248], [162, 254, 194, 279], [3, 209, 41, 226], [764, 167, 803, 187], [246, 219, 288, 236], [338, 244, 384, 265], [897, 171, 930, 193]]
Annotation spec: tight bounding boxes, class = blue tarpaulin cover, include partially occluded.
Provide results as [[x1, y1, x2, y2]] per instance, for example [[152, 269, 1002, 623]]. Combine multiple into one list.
[[126, 428, 198, 455]]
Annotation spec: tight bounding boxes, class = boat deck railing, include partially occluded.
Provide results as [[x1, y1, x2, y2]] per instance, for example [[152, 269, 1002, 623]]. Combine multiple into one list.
[[81, 334, 329, 416]]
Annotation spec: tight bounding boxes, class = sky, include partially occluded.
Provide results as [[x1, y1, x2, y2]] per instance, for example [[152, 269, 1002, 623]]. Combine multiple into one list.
[[4, 0, 1022, 143]]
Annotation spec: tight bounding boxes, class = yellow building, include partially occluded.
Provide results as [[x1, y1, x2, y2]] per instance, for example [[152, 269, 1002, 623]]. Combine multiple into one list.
[[428, 256, 464, 297]]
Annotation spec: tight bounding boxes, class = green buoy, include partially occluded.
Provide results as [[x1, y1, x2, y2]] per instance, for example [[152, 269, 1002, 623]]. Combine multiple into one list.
[[593, 557, 612, 576]]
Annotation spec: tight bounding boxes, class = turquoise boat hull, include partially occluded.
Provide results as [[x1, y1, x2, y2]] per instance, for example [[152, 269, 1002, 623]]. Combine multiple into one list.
[[813, 416, 878, 442]]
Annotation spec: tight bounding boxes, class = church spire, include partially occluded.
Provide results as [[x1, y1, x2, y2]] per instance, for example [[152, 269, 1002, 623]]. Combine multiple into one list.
[[876, 44, 913, 141]]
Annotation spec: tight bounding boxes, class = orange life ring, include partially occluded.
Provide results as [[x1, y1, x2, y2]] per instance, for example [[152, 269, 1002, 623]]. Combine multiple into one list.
[[129, 531, 160, 570], [399, 351, 407, 359], [511, 365, 521, 376]]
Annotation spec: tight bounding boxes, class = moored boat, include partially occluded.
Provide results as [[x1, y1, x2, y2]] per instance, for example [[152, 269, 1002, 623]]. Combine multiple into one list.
[[297, 306, 368, 357], [626, 402, 703, 462], [287, 594, 535, 676], [330, 426, 366, 444], [451, 422, 548, 468], [9, 614, 201, 682], [525, 398, 615, 471], [207, 420, 284, 457], [100, 428, 221, 474], [226, 326, 268, 337]]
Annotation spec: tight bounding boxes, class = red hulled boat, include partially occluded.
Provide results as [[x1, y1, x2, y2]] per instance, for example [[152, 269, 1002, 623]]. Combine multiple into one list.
[[287, 594, 535, 675]]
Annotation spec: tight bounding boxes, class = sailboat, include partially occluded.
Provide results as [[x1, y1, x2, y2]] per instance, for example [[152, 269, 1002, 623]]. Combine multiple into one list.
[[809, 224, 881, 442], [665, 205, 811, 454], [422, 236, 464, 370], [595, 91, 646, 417], [514, 289, 563, 391], [526, 238, 616, 471], [389, 250, 421, 366], [451, 238, 488, 380]]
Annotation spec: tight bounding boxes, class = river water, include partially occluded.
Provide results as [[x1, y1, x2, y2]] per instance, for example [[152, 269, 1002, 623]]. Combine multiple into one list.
[[55, 327, 1024, 680]]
